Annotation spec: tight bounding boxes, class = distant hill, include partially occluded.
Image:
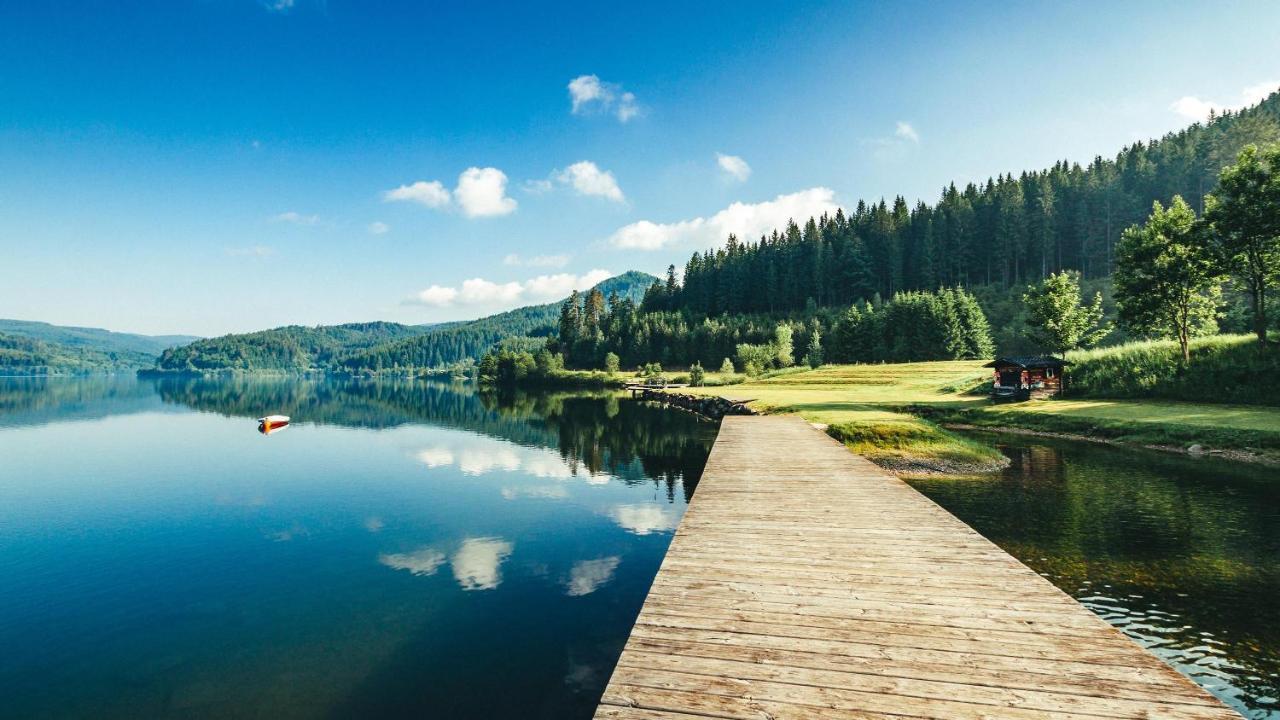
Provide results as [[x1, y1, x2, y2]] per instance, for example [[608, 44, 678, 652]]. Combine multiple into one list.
[[149, 271, 657, 373], [0, 319, 198, 357], [0, 319, 201, 375]]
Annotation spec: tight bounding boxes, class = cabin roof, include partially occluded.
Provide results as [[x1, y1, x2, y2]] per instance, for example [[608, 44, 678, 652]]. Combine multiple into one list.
[[983, 356, 1069, 369]]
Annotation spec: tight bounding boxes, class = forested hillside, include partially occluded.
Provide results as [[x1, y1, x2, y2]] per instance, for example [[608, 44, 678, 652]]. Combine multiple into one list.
[[650, 90, 1279, 317], [148, 271, 655, 373], [339, 271, 655, 372], [0, 320, 201, 374]]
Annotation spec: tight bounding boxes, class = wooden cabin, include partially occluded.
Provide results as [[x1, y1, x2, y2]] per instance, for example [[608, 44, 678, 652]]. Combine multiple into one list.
[[984, 356, 1068, 400]]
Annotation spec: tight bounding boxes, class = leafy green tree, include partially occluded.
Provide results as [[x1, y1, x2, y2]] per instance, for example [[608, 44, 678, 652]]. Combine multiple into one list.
[[805, 321, 824, 369], [736, 343, 773, 375], [719, 357, 735, 374], [773, 323, 794, 367], [1205, 143, 1280, 343], [1021, 271, 1111, 354], [603, 352, 620, 375], [689, 361, 705, 386], [1115, 197, 1223, 361]]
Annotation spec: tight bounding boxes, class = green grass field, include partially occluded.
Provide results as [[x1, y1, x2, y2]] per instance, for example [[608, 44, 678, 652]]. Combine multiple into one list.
[[689, 360, 1280, 467]]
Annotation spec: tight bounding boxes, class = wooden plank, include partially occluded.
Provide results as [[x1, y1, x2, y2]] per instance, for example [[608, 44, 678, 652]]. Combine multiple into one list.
[[595, 415, 1240, 719]]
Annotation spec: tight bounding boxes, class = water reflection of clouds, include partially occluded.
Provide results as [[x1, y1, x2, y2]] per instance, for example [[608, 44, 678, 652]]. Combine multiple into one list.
[[379, 547, 448, 576], [379, 537, 514, 591], [451, 537, 513, 591], [565, 556, 620, 596], [610, 504, 679, 535], [413, 434, 607, 484]]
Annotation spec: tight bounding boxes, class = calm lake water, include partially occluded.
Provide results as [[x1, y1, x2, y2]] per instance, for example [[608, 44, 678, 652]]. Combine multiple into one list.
[[910, 433, 1280, 719], [0, 376, 716, 719]]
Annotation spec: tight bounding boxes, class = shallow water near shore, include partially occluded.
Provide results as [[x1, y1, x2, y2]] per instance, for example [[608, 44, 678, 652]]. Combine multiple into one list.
[[0, 376, 716, 719], [909, 431, 1280, 719]]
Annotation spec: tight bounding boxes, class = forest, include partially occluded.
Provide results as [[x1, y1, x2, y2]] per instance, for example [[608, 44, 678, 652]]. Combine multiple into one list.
[[484, 89, 1280, 384]]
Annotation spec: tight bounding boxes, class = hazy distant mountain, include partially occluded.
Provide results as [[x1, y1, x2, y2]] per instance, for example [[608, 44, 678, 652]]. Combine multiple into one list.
[[148, 271, 657, 373], [0, 319, 201, 375]]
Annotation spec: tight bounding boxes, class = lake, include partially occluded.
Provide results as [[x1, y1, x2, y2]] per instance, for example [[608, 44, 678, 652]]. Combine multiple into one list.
[[911, 432, 1280, 719], [0, 376, 716, 719], [4, 378, 1277, 719]]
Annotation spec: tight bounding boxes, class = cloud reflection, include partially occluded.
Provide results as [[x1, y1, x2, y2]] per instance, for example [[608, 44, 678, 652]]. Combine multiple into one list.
[[452, 537, 514, 591], [379, 547, 447, 576], [501, 485, 569, 500], [610, 505, 679, 535], [566, 556, 621, 596]]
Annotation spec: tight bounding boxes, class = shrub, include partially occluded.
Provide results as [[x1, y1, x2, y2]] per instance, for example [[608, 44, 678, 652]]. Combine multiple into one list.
[[689, 362, 705, 386], [603, 352, 620, 375], [719, 357, 735, 374]]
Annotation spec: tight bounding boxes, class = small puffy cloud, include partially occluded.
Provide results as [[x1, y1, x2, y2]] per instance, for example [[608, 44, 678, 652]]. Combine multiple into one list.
[[895, 121, 920, 143], [503, 253, 570, 268], [1170, 81, 1278, 121], [384, 168, 516, 218], [271, 211, 320, 225], [226, 245, 276, 257], [610, 505, 679, 535], [717, 153, 751, 182], [406, 269, 613, 308], [567, 74, 641, 122], [384, 180, 451, 208], [379, 547, 447, 577], [367, 221, 390, 235], [411, 286, 460, 307], [452, 537, 513, 591], [565, 556, 621, 596], [608, 188, 841, 251], [454, 167, 517, 217], [554, 161, 625, 201]]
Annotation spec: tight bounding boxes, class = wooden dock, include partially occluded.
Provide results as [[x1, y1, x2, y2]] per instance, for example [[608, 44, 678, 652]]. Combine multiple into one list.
[[596, 415, 1239, 719]]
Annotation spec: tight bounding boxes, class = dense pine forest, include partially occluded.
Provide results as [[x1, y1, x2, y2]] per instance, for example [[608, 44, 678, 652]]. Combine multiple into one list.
[[491, 89, 1280, 378], [655, 91, 1278, 316]]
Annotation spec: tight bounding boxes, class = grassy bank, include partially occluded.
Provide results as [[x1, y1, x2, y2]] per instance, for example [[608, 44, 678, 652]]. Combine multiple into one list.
[[687, 359, 1280, 469], [1065, 334, 1280, 405]]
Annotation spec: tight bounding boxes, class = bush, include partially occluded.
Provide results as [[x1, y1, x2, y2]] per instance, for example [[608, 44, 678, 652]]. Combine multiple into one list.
[[719, 357, 735, 374], [604, 352, 620, 375], [689, 362, 705, 386], [1065, 334, 1280, 405]]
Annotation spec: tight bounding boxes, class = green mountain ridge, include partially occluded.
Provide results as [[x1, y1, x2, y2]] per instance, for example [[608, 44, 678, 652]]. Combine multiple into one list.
[[148, 270, 657, 373], [0, 319, 202, 375]]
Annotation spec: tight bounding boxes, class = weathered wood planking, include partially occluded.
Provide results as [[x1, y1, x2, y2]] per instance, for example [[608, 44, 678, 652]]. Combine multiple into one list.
[[595, 415, 1240, 719]]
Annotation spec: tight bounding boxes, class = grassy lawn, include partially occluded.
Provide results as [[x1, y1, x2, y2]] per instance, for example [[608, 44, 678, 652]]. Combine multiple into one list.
[[687, 360, 1280, 467]]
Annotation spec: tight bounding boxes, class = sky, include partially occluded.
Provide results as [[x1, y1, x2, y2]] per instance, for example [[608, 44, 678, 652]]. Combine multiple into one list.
[[1, 0, 1278, 337]]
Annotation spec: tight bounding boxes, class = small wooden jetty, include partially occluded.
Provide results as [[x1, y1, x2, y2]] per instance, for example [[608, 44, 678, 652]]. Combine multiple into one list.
[[596, 416, 1238, 719]]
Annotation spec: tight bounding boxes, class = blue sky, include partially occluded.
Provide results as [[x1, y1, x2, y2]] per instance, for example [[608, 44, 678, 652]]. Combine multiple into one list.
[[2, 0, 1278, 336]]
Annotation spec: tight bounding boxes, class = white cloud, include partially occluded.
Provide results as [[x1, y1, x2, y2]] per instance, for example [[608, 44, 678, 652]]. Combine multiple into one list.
[[226, 245, 276, 257], [554, 161, 625, 201], [895, 121, 920, 143], [367, 221, 390, 235], [503, 253, 570, 268], [716, 153, 751, 182], [263, 0, 294, 12], [379, 547, 447, 577], [565, 556, 621, 596], [501, 485, 570, 500], [567, 74, 641, 122], [406, 269, 613, 307], [411, 286, 460, 307], [452, 537, 513, 591], [271, 211, 320, 225], [384, 180, 451, 208], [608, 188, 841, 251], [610, 505, 679, 535], [1170, 81, 1278, 121], [454, 167, 518, 217]]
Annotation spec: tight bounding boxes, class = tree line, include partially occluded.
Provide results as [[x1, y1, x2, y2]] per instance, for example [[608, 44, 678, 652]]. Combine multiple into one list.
[[643, 91, 1278, 318]]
